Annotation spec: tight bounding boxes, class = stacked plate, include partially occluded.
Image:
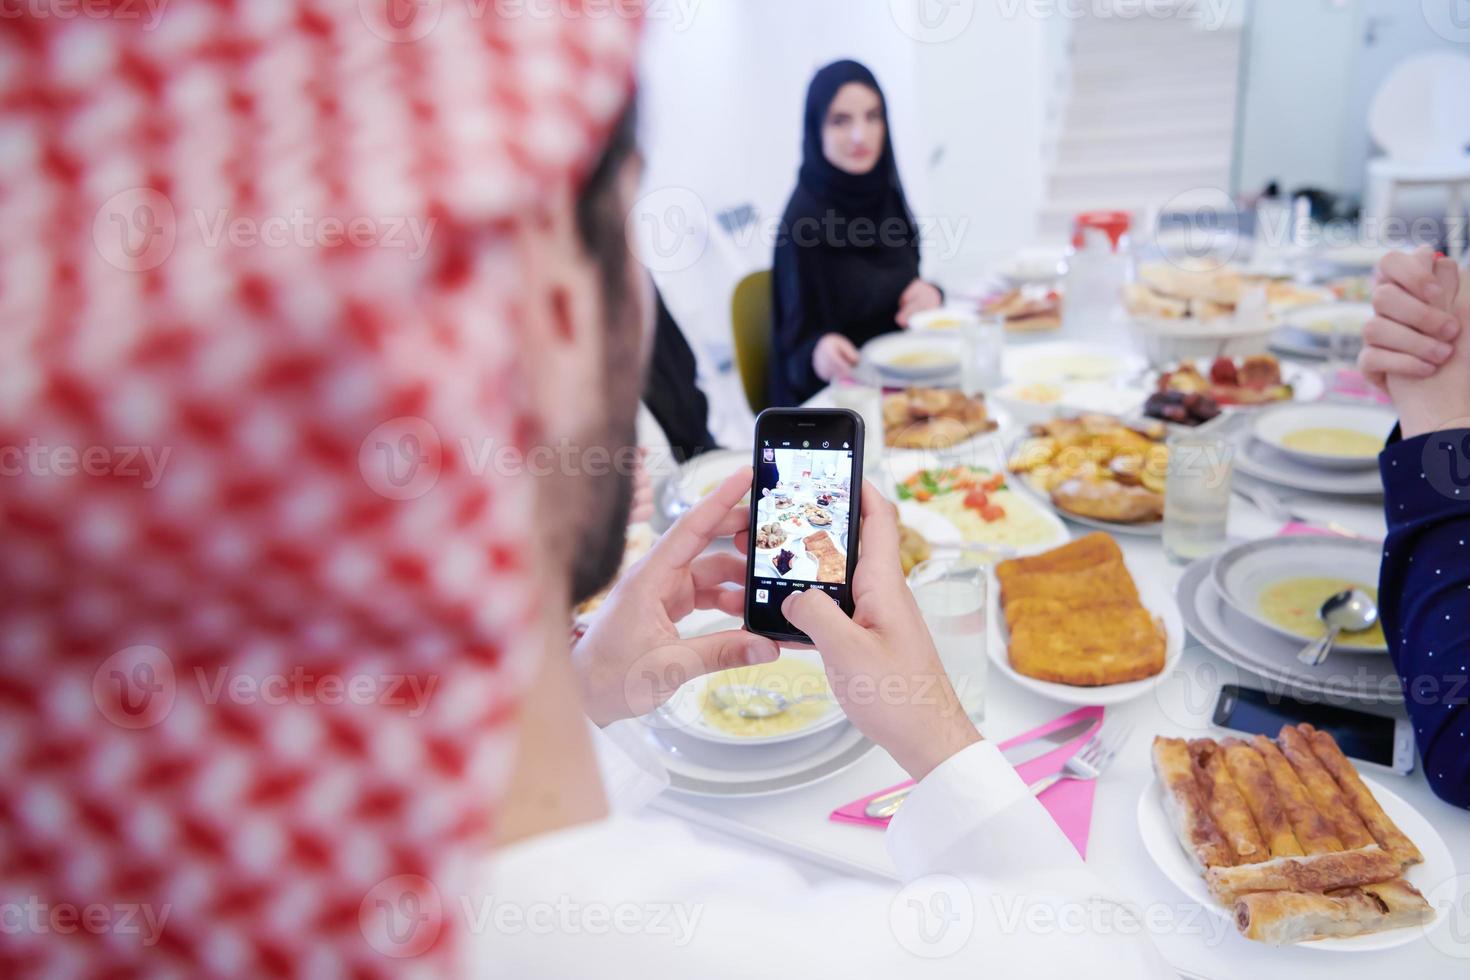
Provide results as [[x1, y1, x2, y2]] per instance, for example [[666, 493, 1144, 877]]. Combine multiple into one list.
[[1177, 536, 1403, 704], [636, 617, 876, 797], [1271, 301, 1372, 360], [1233, 402, 1393, 497]]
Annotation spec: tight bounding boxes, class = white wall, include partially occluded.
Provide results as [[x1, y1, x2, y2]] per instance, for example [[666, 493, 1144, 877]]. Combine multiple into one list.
[[635, 0, 1051, 376]]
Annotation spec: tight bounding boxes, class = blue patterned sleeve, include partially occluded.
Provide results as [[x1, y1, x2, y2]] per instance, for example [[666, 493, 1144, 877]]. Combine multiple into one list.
[[1379, 429, 1470, 809]]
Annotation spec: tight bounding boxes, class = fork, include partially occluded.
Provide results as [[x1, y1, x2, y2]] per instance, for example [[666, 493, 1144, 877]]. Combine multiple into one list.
[[1231, 482, 1360, 540], [1026, 720, 1134, 797]]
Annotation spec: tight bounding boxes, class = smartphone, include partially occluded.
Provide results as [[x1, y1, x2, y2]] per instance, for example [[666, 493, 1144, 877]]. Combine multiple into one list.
[[1212, 685, 1415, 774], [744, 409, 864, 643]]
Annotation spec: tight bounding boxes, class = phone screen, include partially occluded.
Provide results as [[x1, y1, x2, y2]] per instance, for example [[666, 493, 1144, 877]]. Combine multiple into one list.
[[745, 409, 863, 642], [1215, 685, 1397, 766]]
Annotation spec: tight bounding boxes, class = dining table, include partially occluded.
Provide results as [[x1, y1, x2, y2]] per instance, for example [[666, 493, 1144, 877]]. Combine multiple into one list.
[[636, 322, 1470, 979]]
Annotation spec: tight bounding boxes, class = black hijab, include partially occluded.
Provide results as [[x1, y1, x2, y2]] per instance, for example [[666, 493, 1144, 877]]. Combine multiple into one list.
[[768, 61, 925, 407], [796, 60, 916, 230]]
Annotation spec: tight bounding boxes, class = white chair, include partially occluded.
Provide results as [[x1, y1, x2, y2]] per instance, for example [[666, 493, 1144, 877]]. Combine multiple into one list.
[[1363, 51, 1470, 258]]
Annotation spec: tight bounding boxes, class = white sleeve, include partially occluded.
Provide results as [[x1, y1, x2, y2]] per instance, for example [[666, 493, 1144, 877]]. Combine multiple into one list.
[[473, 738, 1175, 979]]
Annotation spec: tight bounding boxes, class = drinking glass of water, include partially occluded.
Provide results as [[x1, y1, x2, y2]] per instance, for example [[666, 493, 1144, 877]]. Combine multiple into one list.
[[1162, 428, 1235, 565], [908, 555, 987, 722], [959, 315, 1005, 396]]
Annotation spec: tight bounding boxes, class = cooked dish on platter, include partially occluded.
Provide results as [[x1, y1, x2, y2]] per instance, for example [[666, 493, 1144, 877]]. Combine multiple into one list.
[[1151, 725, 1430, 945], [896, 465, 1067, 551], [897, 523, 932, 576], [1127, 262, 1330, 323], [700, 657, 832, 738], [996, 533, 1166, 686], [983, 287, 1062, 333], [801, 530, 846, 584], [1258, 578, 1387, 649], [883, 388, 999, 450], [1280, 427, 1381, 460], [1145, 354, 1296, 426], [755, 522, 787, 550], [1007, 415, 1168, 525]]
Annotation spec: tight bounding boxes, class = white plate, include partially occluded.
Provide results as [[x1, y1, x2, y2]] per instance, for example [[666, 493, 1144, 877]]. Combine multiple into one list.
[[997, 246, 1067, 286], [862, 333, 962, 381], [1272, 302, 1374, 360], [885, 456, 1072, 558], [1252, 403, 1395, 471], [1137, 774, 1454, 951], [986, 549, 1184, 706], [660, 449, 751, 526], [641, 717, 876, 797], [1233, 437, 1385, 497], [1146, 360, 1325, 410], [1211, 538, 1388, 654], [1176, 556, 1403, 703], [1004, 341, 1146, 385], [1004, 448, 1165, 538]]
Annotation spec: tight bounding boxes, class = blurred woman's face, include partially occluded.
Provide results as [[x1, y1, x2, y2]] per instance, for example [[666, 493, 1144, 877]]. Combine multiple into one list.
[[822, 82, 885, 176]]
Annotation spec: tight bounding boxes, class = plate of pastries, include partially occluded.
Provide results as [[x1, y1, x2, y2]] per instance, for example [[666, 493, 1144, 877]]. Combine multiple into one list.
[[883, 387, 1000, 450], [1143, 726, 1453, 949], [1007, 414, 1169, 533], [982, 286, 1063, 333], [989, 534, 1178, 704]]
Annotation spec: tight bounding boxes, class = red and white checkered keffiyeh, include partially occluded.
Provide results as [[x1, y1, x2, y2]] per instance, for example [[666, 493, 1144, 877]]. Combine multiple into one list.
[[0, 2, 639, 975]]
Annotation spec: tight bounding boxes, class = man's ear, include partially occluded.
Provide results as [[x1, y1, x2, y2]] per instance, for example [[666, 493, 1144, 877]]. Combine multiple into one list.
[[516, 190, 608, 445]]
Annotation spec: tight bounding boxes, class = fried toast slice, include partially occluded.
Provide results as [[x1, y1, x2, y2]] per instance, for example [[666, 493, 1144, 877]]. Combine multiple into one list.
[[1007, 602, 1165, 685]]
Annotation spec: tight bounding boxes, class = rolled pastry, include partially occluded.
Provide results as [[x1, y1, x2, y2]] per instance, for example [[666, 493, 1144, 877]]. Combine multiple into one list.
[[1300, 724, 1424, 867], [1220, 739, 1303, 858], [1206, 844, 1401, 904], [1234, 877, 1434, 945], [1151, 737, 1235, 870], [1190, 739, 1267, 864], [1276, 725, 1376, 849], [1250, 734, 1343, 855]]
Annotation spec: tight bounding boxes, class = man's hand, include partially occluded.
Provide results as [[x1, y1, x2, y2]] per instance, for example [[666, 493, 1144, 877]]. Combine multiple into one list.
[[1360, 247, 1461, 390], [1383, 256, 1470, 438], [896, 279, 943, 328], [813, 333, 860, 383], [775, 481, 981, 782], [574, 469, 778, 727]]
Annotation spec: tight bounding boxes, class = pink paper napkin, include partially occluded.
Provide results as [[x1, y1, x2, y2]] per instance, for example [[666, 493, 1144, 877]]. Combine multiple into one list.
[[830, 705, 1105, 858], [1324, 368, 1392, 406]]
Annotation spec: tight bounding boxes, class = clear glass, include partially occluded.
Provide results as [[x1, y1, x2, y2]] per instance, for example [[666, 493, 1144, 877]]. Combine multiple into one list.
[[959, 316, 1005, 396], [908, 556, 987, 723], [829, 379, 884, 467], [1162, 429, 1235, 565]]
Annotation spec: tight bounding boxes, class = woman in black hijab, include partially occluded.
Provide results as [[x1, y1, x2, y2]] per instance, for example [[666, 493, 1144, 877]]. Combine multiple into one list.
[[769, 60, 943, 407]]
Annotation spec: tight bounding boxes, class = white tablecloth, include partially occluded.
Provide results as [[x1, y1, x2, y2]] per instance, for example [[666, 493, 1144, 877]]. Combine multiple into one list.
[[638, 347, 1470, 978]]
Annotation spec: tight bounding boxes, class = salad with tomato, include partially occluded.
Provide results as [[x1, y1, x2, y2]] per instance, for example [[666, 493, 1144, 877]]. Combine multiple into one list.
[[896, 465, 1009, 523]]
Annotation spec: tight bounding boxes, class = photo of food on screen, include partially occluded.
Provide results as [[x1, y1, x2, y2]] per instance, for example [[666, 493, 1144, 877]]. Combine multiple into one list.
[[752, 447, 853, 585]]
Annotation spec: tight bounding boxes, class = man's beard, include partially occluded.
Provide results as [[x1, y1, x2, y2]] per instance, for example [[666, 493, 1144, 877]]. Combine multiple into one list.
[[567, 417, 636, 605]]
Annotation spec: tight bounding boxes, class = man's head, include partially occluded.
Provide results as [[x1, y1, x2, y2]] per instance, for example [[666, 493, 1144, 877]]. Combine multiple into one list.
[[518, 105, 652, 604]]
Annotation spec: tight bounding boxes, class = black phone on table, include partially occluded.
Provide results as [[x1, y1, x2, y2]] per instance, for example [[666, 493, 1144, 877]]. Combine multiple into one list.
[[744, 409, 864, 644], [1212, 684, 1416, 774]]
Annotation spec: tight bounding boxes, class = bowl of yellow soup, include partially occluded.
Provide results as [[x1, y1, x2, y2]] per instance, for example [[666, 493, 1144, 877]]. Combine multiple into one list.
[[1251, 403, 1396, 471], [1210, 537, 1390, 654]]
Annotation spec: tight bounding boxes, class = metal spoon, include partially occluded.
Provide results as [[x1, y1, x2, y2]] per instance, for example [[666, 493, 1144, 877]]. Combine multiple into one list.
[[1296, 589, 1379, 667], [707, 684, 831, 720]]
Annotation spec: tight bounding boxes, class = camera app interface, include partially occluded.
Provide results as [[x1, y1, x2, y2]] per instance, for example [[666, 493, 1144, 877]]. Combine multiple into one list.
[[751, 440, 854, 616]]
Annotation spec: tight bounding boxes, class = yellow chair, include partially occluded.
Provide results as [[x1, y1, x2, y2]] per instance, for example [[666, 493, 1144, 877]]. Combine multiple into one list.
[[730, 269, 773, 413]]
